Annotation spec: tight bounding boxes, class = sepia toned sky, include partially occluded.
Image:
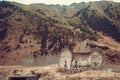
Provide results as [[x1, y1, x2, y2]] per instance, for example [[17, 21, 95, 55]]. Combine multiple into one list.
[[6, 0, 120, 5]]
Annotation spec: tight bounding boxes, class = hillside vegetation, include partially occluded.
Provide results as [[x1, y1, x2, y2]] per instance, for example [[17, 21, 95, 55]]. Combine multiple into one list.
[[72, 1, 120, 41], [0, 1, 120, 65]]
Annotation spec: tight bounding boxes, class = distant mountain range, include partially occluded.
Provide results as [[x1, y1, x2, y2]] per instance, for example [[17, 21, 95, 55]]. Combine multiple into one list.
[[31, 1, 120, 41], [0, 1, 120, 66]]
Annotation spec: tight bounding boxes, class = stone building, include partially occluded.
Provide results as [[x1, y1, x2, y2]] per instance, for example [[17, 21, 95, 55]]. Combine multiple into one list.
[[59, 40, 103, 72], [59, 48, 72, 70]]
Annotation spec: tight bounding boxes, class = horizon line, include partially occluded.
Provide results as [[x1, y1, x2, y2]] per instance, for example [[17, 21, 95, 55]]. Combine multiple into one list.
[[1, 0, 119, 6]]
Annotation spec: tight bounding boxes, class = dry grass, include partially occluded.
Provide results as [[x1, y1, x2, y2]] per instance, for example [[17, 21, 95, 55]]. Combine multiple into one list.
[[0, 64, 120, 80], [92, 32, 120, 52]]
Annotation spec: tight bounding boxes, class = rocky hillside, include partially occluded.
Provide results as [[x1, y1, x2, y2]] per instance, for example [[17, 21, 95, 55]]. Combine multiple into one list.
[[0, 1, 120, 66]]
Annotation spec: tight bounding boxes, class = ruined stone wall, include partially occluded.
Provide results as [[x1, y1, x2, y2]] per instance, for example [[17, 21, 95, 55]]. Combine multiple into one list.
[[59, 50, 72, 70], [89, 51, 103, 68], [79, 40, 87, 52]]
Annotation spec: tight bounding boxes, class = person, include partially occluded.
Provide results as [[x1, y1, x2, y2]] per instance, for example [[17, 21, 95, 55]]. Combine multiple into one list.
[[64, 61, 67, 71], [75, 61, 78, 72]]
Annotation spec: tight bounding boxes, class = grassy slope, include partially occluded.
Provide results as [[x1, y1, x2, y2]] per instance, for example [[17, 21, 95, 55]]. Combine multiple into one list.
[[0, 1, 76, 65], [0, 1, 120, 66], [72, 1, 120, 41]]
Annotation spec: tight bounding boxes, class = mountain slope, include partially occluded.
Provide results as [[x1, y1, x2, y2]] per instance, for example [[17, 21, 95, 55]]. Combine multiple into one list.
[[0, 1, 76, 65], [72, 1, 120, 41], [0, 1, 120, 66]]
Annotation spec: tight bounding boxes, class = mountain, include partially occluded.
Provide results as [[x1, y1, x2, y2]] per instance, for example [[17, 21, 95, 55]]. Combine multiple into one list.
[[30, 2, 87, 18], [71, 1, 120, 41], [70, 2, 86, 8], [0, 1, 75, 65], [31, 1, 120, 41], [0, 1, 120, 66]]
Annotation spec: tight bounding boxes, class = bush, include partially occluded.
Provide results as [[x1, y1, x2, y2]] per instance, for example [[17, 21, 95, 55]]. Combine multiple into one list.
[[89, 44, 97, 48], [99, 46, 109, 50], [89, 35, 97, 41]]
